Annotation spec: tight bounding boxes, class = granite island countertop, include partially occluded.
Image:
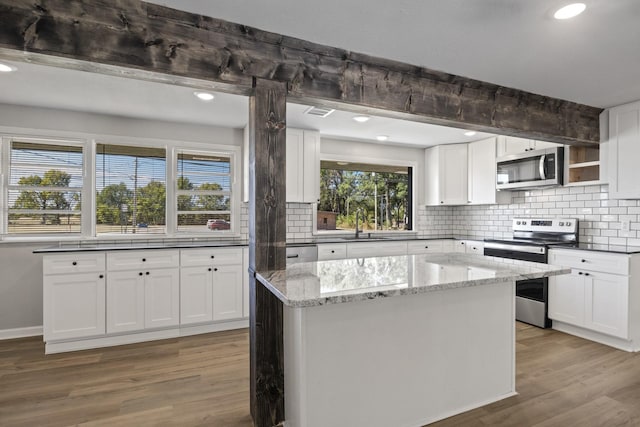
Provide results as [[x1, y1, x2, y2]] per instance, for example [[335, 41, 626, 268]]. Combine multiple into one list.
[[257, 253, 570, 307]]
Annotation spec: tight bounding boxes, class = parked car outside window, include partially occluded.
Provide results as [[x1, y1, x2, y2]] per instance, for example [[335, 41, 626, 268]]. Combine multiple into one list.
[[207, 219, 231, 230]]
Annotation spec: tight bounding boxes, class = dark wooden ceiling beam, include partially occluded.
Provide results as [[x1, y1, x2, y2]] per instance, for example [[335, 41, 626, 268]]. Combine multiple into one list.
[[0, 0, 602, 144]]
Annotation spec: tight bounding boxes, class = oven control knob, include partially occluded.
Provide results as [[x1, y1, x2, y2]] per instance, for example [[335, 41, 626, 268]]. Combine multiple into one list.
[[516, 221, 521, 225], [559, 222, 564, 226], [566, 222, 572, 226], [522, 221, 527, 225]]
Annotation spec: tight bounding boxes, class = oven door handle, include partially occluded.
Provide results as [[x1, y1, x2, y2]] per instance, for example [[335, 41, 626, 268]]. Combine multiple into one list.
[[539, 155, 546, 180]]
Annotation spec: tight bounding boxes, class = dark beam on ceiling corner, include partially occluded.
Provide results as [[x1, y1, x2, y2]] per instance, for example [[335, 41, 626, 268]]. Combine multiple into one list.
[[0, 0, 602, 144]]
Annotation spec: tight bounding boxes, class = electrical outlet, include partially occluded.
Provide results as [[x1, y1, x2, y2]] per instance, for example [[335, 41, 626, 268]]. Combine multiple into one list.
[[621, 220, 631, 232]]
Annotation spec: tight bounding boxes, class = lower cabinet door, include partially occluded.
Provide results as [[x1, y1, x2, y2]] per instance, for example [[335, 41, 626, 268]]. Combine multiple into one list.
[[44, 273, 106, 341], [584, 272, 629, 339], [548, 271, 585, 326], [107, 271, 145, 334], [145, 268, 180, 329], [213, 265, 244, 321], [180, 266, 213, 325]]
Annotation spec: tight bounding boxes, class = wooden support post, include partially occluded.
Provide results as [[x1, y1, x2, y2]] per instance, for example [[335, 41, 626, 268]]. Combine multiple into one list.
[[248, 77, 287, 427]]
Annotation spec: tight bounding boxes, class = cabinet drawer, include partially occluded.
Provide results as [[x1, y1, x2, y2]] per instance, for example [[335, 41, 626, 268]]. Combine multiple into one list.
[[346, 241, 408, 258], [181, 247, 243, 267], [549, 249, 629, 275], [407, 240, 445, 254], [44, 253, 106, 275], [317, 244, 347, 260], [465, 241, 484, 254], [107, 250, 179, 271]]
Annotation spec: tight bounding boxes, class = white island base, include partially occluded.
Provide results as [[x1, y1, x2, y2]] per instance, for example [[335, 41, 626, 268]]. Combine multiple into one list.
[[283, 282, 516, 427]]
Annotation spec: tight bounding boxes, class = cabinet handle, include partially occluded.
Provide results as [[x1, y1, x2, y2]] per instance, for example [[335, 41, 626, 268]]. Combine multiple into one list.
[[581, 259, 586, 263], [214, 268, 218, 272], [146, 272, 150, 275], [142, 258, 146, 262], [208, 268, 212, 272], [472, 247, 477, 250], [99, 274, 104, 279], [425, 246, 429, 249], [139, 272, 143, 276], [440, 201, 444, 204], [72, 261, 77, 266], [210, 255, 215, 259], [331, 250, 335, 253], [578, 272, 583, 275], [584, 272, 590, 276]]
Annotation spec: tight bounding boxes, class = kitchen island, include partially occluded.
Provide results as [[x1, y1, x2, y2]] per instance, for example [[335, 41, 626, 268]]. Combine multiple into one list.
[[257, 253, 568, 427]]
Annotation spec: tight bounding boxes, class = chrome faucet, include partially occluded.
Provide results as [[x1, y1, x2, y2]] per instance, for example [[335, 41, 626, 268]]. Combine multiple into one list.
[[355, 209, 362, 239]]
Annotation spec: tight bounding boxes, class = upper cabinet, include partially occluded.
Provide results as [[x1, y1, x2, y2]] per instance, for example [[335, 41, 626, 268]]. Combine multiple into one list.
[[286, 128, 320, 203], [496, 136, 560, 157], [468, 137, 509, 205], [608, 101, 640, 199], [564, 145, 602, 186], [425, 143, 468, 205], [243, 127, 320, 203], [425, 138, 509, 206]]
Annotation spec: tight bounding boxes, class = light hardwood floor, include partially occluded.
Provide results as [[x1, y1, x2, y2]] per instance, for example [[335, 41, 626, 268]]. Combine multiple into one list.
[[1, 323, 640, 426]]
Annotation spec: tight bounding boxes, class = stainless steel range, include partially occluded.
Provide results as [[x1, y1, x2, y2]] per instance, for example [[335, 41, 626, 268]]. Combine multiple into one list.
[[484, 218, 578, 328]]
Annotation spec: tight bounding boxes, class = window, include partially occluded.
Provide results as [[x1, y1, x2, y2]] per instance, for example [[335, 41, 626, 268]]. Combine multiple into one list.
[[95, 144, 166, 235], [176, 151, 232, 233], [318, 161, 412, 232], [8, 140, 83, 234]]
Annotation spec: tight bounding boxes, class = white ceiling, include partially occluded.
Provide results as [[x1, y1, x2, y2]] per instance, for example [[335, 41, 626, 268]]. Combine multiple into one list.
[[146, 0, 640, 109], [0, 58, 493, 147]]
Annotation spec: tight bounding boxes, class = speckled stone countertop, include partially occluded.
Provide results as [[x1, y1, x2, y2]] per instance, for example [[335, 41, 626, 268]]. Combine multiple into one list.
[[257, 253, 570, 308], [33, 240, 249, 253]]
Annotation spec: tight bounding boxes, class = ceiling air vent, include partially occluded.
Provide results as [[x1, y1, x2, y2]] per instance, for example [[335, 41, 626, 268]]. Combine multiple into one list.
[[304, 106, 335, 118]]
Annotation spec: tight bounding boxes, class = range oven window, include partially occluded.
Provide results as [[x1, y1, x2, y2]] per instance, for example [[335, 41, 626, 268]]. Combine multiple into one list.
[[516, 278, 546, 302]]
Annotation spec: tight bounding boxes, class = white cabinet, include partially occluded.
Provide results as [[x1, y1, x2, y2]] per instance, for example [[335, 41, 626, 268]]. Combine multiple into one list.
[[181, 266, 213, 324], [286, 128, 320, 203], [426, 139, 508, 206], [180, 248, 244, 325], [548, 249, 630, 340], [106, 250, 180, 334], [346, 241, 408, 258], [425, 144, 468, 205], [406, 240, 449, 254], [43, 252, 107, 341], [496, 136, 560, 157], [585, 271, 628, 338], [468, 138, 510, 205], [317, 243, 347, 260], [608, 100, 640, 199], [548, 270, 585, 325], [464, 241, 484, 255]]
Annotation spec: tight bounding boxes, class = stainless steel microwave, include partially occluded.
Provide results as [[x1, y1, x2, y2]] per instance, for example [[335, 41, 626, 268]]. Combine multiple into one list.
[[496, 147, 563, 190]]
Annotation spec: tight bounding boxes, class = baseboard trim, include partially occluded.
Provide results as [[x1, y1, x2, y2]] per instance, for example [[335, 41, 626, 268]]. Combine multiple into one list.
[[553, 321, 638, 352], [45, 319, 249, 354], [0, 326, 43, 340]]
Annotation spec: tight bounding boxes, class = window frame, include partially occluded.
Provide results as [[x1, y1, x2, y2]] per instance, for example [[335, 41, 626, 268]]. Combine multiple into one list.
[[314, 153, 418, 236], [173, 145, 241, 236], [4, 136, 87, 238], [0, 131, 242, 241]]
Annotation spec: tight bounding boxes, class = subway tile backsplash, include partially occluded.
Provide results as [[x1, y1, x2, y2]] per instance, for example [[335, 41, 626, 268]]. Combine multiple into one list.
[[277, 184, 640, 246]]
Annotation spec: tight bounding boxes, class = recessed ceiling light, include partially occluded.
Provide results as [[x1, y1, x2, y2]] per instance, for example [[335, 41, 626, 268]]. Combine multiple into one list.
[[194, 91, 215, 101], [0, 63, 16, 73], [353, 116, 370, 123], [376, 135, 389, 141], [337, 161, 349, 166], [554, 3, 586, 20], [464, 131, 477, 137]]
